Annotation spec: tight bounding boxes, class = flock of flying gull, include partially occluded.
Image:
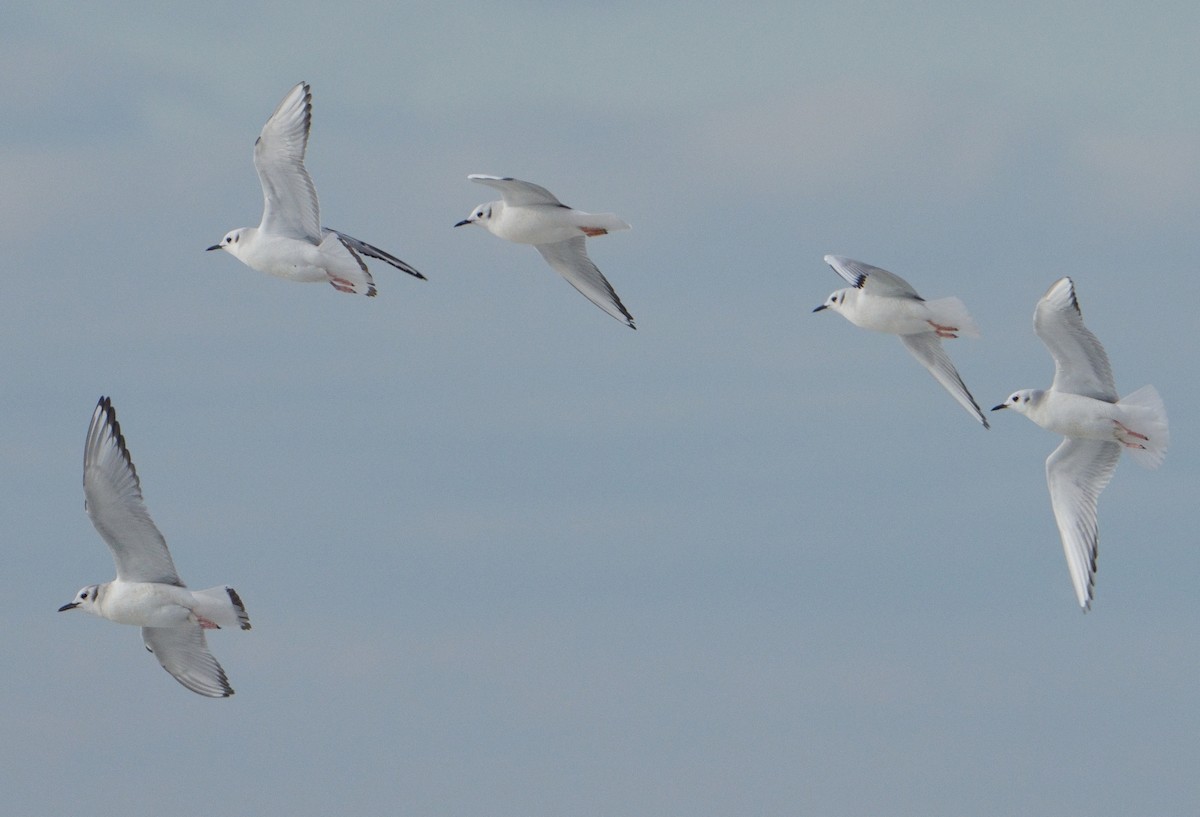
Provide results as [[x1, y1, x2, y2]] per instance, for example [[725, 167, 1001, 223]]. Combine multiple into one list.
[[59, 82, 1169, 696]]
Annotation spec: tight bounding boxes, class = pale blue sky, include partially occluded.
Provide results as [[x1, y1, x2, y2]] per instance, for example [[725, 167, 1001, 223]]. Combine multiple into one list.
[[3, 2, 1199, 815]]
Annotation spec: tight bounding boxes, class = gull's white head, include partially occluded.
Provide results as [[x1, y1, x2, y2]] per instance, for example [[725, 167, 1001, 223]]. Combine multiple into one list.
[[454, 203, 493, 229], [991, 389, 1043, 415], [58, 584, 101, 616], [206, 228, 248, 258], [813, 288, 854, 315]]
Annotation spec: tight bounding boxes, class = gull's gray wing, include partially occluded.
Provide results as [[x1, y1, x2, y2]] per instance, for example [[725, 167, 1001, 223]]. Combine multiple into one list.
[[468, 174, 566, 207], [535, 236, 635, 329], [255, 81, 321, 242], [324, 229, 426, 280], [824, 255, 922, 299], [84, 398, 182, 586], [142, 626, 234, 697], [1045, 437, 1122, 611], [1034, 277, 1117, 401], [899, 333, 989, 427]]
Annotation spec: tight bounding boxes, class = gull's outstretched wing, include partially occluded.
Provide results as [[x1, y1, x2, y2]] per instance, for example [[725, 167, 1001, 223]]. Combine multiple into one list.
[[825, 255, 922, 300], [468, 175, 566, 207], [536, 236, 635, 329], [255, 82, 321, 241], [1045, 437, 1122, 611], [899, 333, 989, 427], [142, 626, 234, 697], [325, 229, 426, 280], [83, 397, 182, 586], [1034, 277, 1117, 402]]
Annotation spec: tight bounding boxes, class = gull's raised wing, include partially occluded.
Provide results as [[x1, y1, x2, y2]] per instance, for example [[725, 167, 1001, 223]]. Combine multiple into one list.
[[255, 82, 321, 242], [824, 255, 922, 299], [83, 397, 181, 586], [468, 175, 566, 207], [1034, 277, 1117, 402]]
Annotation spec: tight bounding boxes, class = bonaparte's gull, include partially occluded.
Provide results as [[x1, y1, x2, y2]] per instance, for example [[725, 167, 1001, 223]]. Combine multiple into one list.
[[454, 175, 635, 328], [814, 255, 989, 428], [207, 81, 424, 296], [992, 277, 1168, 611], [59, 397, 251, 697]]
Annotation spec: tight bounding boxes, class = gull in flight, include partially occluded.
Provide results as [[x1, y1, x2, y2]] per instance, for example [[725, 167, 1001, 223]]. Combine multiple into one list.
[[992, 277, 1167, 611], [455, 174, 635, 328], [814, 255, 989, 427], [59, 397, 251, 697], [208, 81, 424, 296]]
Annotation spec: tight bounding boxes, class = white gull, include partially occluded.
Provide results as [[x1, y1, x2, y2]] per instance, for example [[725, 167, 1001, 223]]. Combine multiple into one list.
[[814, 255, 989, 428], [455, 175, 635, 328], [208, 81, 424, 296], [992, 277, 1168, 611], [59, 397, 251, 697]]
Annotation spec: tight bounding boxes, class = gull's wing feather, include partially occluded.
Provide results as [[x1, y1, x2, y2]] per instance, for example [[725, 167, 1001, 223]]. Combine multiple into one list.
[[468, 174, 565, 207], [536, 236, 635, 328], [1034, 277, 1117, 401], [142, 626, 234, 697], [325, 229, 426, 280], [255, 82, 321, 241], [1045, 438, 1122, 611], [824, 255, 922, 299], [83, 398, 182, 585], [899, 334, 989, 427]]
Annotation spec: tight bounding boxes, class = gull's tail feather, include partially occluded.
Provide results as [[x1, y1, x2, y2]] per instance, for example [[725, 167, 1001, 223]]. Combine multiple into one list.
[[192, 585, 252, 631], [1119, 385, 1168, 469], [924, 296, 980, 338], [318, 232, 377, 296]]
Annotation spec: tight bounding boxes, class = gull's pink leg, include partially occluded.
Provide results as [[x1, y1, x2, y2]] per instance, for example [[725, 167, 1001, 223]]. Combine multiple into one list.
[[927, 320, 959, 339], [1112, 419, 1149, 448]]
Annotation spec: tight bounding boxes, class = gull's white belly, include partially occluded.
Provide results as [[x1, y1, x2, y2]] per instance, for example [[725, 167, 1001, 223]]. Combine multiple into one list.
[[845, 296, 933, 335], [1031, 392, 1120, 439], [98, 582, 194, 627], [489, 205, 584, 246], [241, 234, 329, 282]]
